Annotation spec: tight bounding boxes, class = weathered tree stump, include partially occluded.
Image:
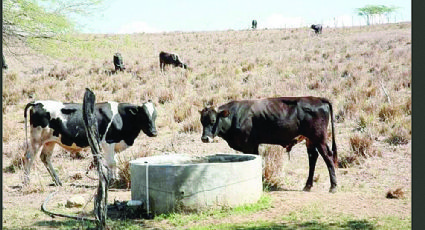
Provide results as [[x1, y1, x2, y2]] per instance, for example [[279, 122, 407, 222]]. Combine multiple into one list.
[[82, 88, 110, 229]]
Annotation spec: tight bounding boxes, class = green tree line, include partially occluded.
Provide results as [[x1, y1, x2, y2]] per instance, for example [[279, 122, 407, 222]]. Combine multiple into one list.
[[356, 5, 399, 26]]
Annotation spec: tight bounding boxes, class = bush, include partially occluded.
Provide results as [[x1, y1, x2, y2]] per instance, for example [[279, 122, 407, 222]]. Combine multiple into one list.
[[3, 154, 25, 173], [378, 103, 399, 122], [338, 134, 380, 168], [114, 149, 153, 189], [180, 115, 202, 133], [349, 134, 373, 158], [338, 155, 361, 168], [261, 145, 284, 190], [385, 126, 410, 145]]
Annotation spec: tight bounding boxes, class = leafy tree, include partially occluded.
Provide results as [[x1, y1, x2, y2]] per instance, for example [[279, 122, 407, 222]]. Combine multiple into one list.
[[356, 5, 399, 25], [380, 5, 399, 23], [3, 0, 102, 41], [3, 0, 103, 67]]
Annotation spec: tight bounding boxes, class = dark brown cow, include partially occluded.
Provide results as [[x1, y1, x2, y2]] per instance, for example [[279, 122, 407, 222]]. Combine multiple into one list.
[[159, 51, 187, 71], [200, 96, 337, 193]]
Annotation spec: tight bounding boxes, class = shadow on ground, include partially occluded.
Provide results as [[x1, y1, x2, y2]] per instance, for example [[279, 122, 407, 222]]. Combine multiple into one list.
[[21, 218, 375, 230], [227, 219, 374, 230]]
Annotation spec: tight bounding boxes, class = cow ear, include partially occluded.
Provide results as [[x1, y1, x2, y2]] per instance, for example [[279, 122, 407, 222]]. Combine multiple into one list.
[[219, 110, 230, 117]]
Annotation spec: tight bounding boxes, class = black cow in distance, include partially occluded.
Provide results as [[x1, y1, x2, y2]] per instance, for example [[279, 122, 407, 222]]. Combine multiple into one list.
[[159, 51, 187, 71], [311, 24, 323, 34]]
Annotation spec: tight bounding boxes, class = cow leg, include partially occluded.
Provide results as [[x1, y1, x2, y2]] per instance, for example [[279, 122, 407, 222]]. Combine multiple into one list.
[[252, 144, 260, 155], [160, 62, 164, 72], [303, 140, 318, 192], [316, 142, 337, 193], [23, 141, 42, 185], [39, 142, 62, 186]]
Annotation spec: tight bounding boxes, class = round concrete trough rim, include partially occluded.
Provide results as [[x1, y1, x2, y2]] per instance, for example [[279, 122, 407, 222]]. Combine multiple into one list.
[[130, 153, 259, 166], [130, 153, 263, 214]]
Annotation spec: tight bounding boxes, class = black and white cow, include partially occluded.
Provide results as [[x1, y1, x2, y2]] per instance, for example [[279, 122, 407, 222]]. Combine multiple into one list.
[[311, 24, 323, 34], [159, 51, 188, 71], [23, 100, 157, 186], [200, 97, 337, 192]]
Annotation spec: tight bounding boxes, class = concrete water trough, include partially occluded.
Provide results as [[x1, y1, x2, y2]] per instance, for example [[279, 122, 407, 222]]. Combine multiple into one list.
[[130, 153, 262, 215]]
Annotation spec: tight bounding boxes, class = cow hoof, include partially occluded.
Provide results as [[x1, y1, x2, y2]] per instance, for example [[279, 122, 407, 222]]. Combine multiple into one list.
[[329, 187, 337, 193], [303, 186, 312, 192]]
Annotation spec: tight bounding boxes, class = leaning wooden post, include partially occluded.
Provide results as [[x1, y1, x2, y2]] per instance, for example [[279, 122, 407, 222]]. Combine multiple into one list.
[[82, 88, 110, 229]]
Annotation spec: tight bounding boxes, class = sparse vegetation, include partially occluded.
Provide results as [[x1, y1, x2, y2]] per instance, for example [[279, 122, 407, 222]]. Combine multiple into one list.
[[154, 194, 272, 228], [2, 23, 410, 229], [349, 134, 374, 158]]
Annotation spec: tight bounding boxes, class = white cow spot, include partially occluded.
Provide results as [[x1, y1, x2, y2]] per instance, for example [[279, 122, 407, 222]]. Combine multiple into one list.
[[103, 101, 119, 142], [108, 101, 119, 117], [38, 100, 67, 123], [145, 101, 155, 118]]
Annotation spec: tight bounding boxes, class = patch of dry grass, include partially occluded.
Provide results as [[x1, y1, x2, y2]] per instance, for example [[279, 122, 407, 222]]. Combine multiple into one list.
[[261, 145, 285, 189], [115, 147, 154, 189]]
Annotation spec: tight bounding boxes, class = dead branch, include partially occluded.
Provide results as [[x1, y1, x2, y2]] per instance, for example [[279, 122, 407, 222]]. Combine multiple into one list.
[[82, 88, 110, 230]]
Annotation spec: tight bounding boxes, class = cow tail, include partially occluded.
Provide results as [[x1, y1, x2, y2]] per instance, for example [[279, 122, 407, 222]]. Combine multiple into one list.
[[24, 102, 35, 151], [327, 100, 338, 166]]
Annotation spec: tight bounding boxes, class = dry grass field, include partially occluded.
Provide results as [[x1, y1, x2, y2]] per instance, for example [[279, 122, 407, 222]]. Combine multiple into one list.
[[2, 23, 411, 229]]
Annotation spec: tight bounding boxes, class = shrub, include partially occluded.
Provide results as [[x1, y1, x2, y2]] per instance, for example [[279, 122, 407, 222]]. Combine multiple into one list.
[[261, 145, 284, 190], [338, 155, 361, 168], [173, 102, 192, 123], [114, 149, 153, 189], [378, 103, 399, 122], [157, 89, 174, 104], [385, 125, 410, 145], [338, 134, 381, 168], [355, 115, 368, 132], [3, 155, 25, 173], [180, 115, 202, 133], [349, 134, 373, 158], [386, 188, 405, 199]]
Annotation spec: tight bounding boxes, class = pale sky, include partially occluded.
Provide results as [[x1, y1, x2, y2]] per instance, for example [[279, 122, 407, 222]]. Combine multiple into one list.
[[75, 0, 411, 34]]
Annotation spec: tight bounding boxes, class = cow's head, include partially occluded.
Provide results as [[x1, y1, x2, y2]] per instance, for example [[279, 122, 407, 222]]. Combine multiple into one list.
[[138, 100, 158, 137], [199, 107, 230, 143]]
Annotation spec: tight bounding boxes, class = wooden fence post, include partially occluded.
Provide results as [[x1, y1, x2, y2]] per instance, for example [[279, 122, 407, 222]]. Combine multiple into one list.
[[82, 88, 110, 229]]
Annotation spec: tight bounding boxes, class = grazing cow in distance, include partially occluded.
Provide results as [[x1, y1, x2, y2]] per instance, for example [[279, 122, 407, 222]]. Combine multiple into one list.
[[23, 100, 158, 186], [252, 20, 257, 29], [113, 53, 125, 72], [311, 24, 323, 34], [159, 51, 187, 71], [199, 96, 338, 193]]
